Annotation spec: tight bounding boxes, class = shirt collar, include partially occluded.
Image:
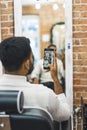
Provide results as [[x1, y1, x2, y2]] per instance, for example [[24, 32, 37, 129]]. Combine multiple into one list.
[[2, 74, 27, 82]]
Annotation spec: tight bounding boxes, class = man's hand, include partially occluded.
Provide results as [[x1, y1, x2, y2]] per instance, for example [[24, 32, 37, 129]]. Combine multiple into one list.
[[49, 54, 63, 94], [49, 53, 58, 80]]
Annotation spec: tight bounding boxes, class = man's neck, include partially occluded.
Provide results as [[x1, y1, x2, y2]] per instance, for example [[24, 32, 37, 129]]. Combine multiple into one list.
[[5, 70, 24, 76]]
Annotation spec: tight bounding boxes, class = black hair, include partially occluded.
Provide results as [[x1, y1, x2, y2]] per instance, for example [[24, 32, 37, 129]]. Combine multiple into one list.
[[0, 36, 32, 72], [47, 44, 56, 48]]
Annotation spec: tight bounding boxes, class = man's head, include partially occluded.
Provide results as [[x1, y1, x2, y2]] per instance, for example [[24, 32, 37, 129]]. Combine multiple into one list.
[[0, 36, 33, 75], [47, 44, 57, 56]]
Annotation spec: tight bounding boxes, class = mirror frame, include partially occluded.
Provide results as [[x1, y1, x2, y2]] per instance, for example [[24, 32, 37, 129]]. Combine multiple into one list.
[[0, 2, 1, 42], [50, 22, 65, 53], [0, 3, 2, 76], [14, 0, 73, 129]]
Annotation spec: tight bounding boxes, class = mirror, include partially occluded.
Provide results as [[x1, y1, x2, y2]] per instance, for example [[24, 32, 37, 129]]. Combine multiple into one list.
[[50, 22, 65, 52], [14, 0, 73, 129], [50, 22, 65, 71]]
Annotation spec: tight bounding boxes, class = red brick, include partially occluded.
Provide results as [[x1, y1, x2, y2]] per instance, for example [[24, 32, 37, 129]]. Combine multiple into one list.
[[81, 0, 87, 2], [8, 2, 13, 7], [1, 22, 13, 27]]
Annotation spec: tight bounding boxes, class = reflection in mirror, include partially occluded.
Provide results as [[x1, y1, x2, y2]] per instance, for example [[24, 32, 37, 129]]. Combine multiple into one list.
[[50, 22, 65, 52], [50, 22, 65, 71], [22, 15, 40, 64], [21, 1, 65, 64], [21, 1, 66, 92]]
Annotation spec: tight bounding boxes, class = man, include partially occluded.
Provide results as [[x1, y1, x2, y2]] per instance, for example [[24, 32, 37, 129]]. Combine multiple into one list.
[[0, 36, 70, 121], [31, 44, 65, 91]]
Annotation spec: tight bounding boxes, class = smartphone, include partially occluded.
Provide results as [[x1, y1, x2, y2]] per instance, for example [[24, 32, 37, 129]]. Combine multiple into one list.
[[43, 48, 54, 69]]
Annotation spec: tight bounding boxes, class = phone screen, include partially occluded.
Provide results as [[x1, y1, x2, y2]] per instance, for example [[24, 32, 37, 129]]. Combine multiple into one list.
[[43, 48, 54, 69]]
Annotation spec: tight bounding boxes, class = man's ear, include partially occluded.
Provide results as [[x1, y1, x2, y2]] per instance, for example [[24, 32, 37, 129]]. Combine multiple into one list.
[[24, 59, 30, 70]]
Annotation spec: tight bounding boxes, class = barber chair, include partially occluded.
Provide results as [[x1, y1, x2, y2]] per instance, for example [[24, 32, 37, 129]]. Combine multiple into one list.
[[81, 96, 87, 130], [0, 90, 54, 130]]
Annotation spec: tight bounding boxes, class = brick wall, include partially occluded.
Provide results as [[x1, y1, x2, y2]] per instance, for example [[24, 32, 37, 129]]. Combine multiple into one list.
[[1, 0, 87, 130], [73, 0, 87, 129], [0, 0, 14, 40], [73, 0, 87, 106]]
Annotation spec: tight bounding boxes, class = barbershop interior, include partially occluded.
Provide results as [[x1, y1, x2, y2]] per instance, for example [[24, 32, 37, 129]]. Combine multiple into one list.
[[0, 0, 87, 130]]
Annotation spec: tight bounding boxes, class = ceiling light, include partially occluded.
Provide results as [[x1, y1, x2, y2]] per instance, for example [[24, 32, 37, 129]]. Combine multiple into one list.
[[53, 3, 58, 10], [35, 3, 41, 9], [63, 3, 65, 8]]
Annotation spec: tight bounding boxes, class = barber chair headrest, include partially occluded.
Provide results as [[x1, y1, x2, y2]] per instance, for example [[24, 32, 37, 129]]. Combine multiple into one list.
[[0, 90, 55, 130], [0, 90, 24, 114]]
